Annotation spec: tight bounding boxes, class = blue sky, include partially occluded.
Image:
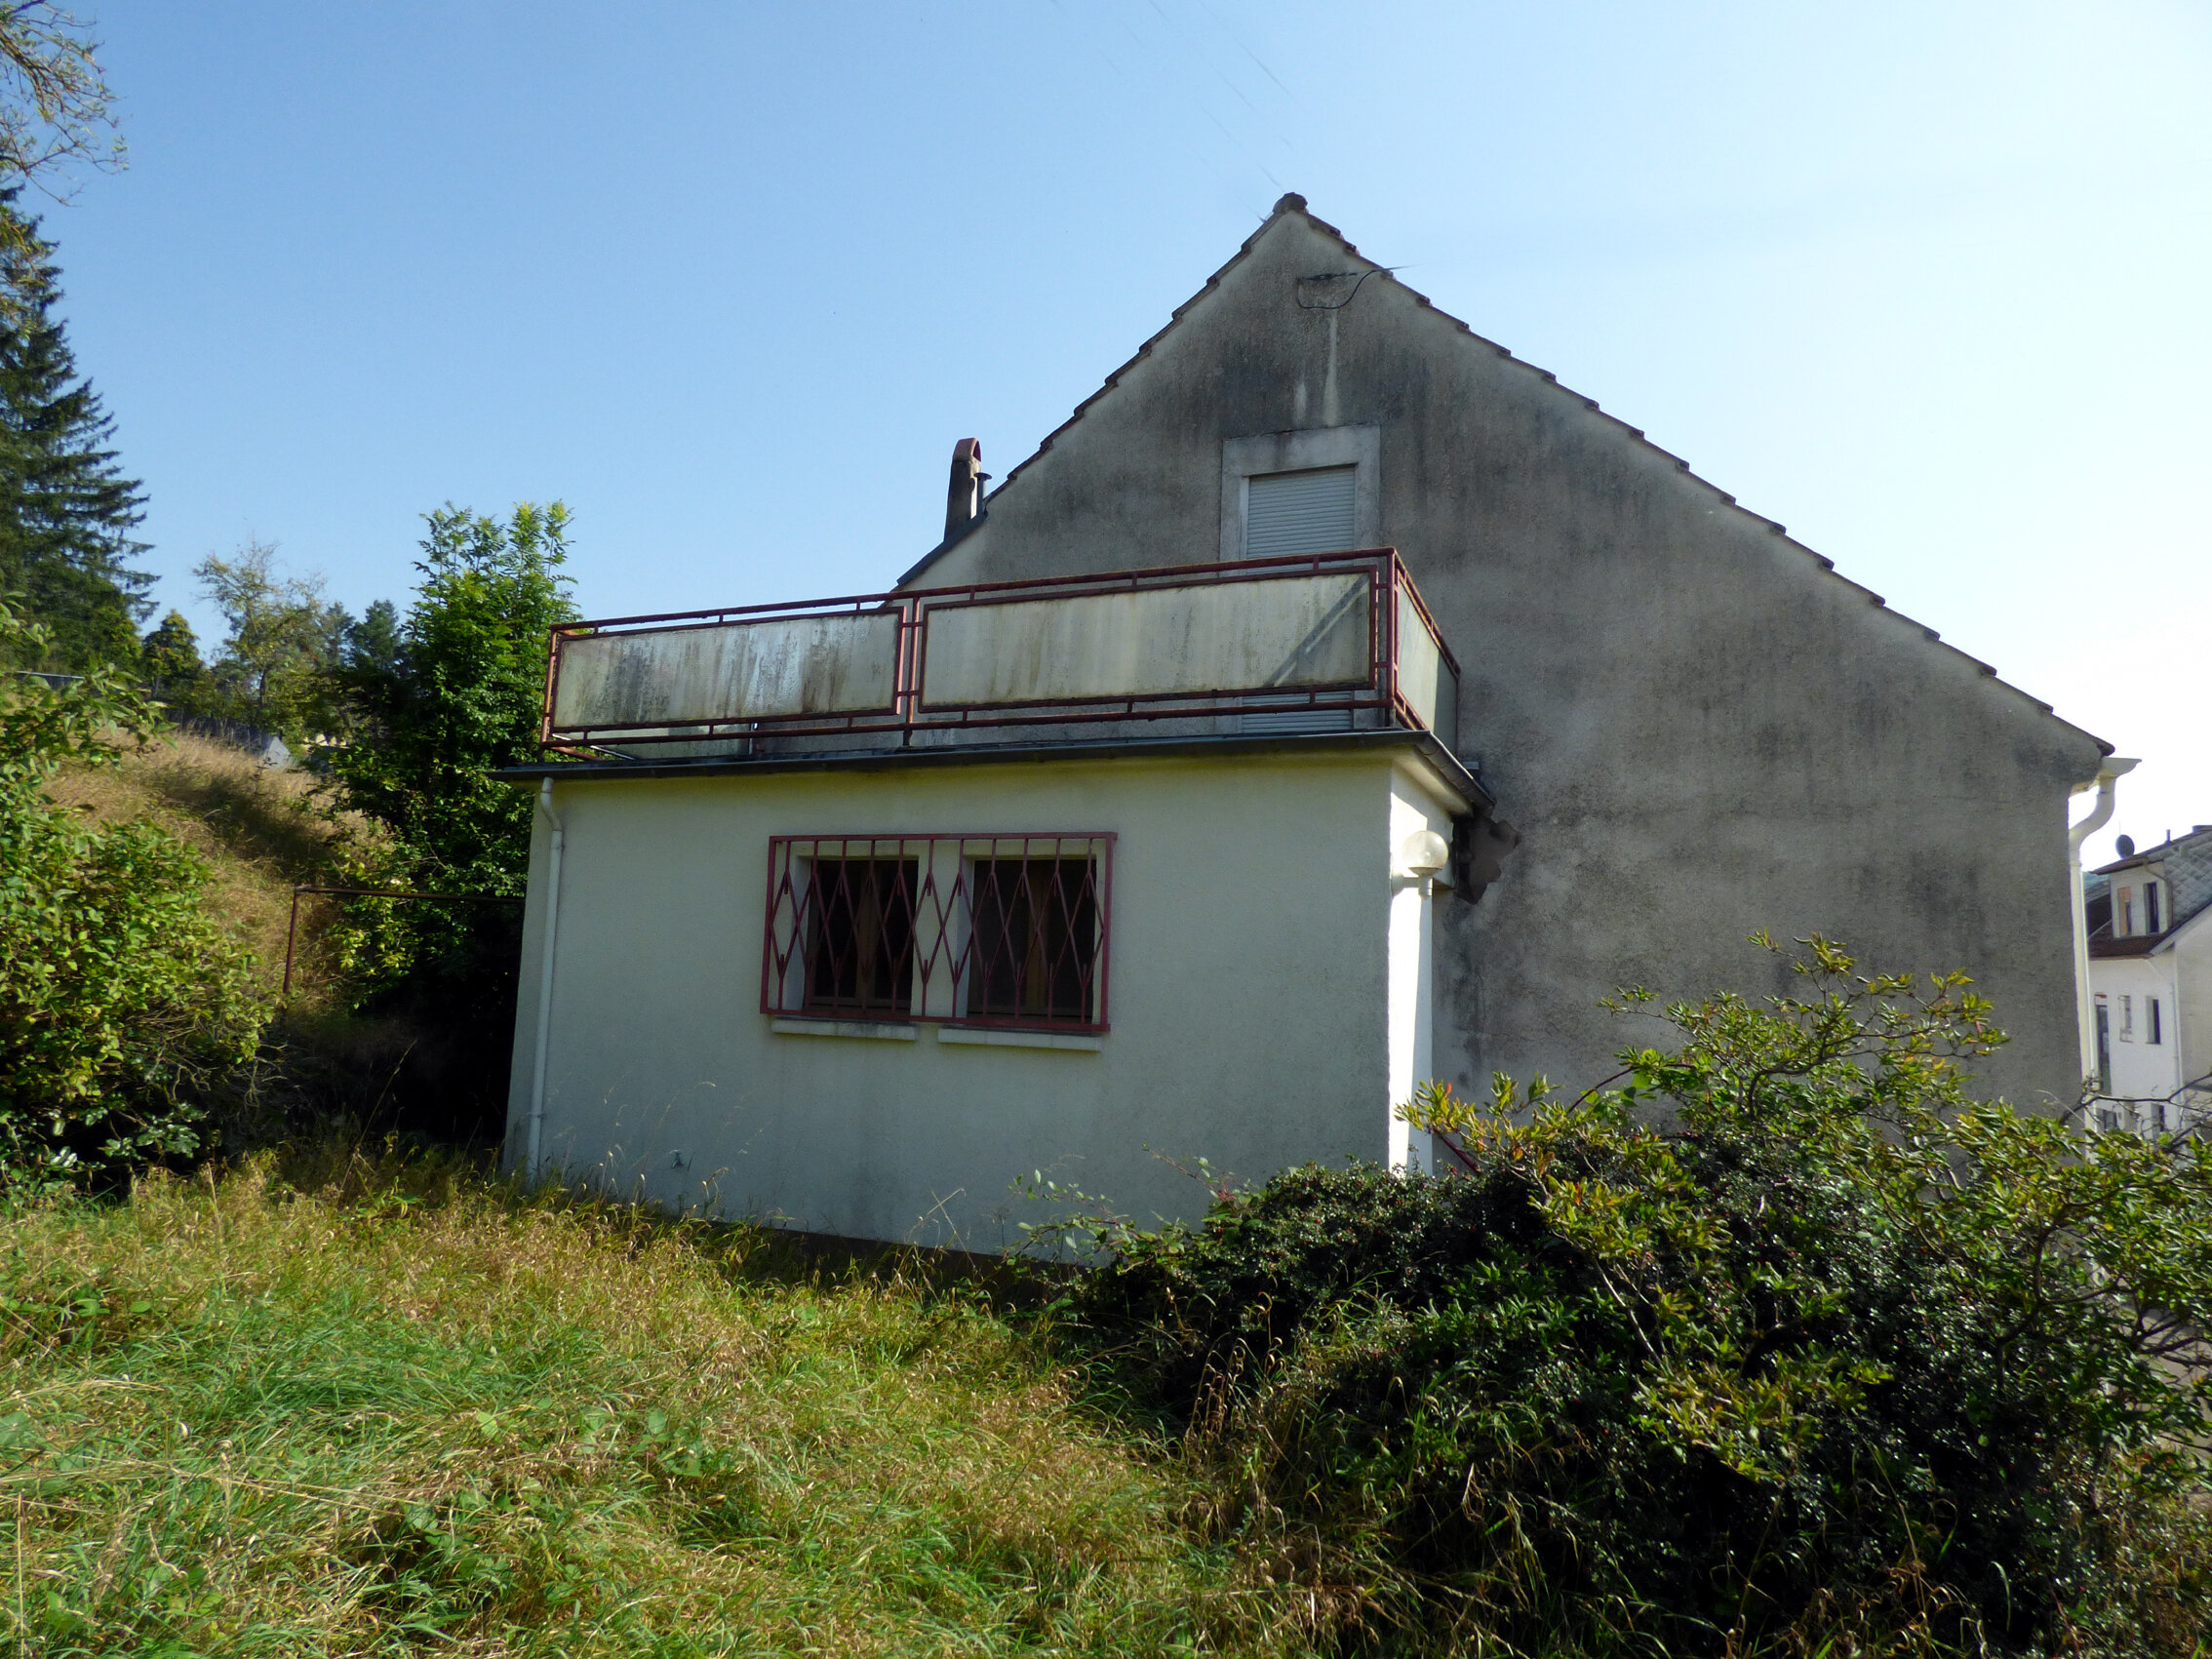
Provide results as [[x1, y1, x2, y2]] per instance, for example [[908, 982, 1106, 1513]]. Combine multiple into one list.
[[46, 0, 2212, 863]]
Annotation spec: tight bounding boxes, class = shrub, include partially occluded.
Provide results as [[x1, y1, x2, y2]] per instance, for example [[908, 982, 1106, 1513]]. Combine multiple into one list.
[[325, 504, 572, 976], [315, 503, 576, 1138], [1070, 937, 2212, 1656], [0, 605, 264, 1189]]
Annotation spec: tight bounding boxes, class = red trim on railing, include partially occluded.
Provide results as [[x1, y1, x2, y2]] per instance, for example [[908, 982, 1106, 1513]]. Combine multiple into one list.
[[540, 549, 1458, 753]]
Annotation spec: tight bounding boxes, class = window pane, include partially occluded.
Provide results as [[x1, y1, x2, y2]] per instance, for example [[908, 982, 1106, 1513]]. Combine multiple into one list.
[[968, 857, 1098, 1023], [804, 857, 917, 1016], [1244, 466, 1357, 558]]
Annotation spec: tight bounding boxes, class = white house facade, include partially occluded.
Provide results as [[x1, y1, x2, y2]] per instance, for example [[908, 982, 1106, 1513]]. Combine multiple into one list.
[[502, 552, 1488, 1245], [2084, 824, 2212, 1131], [499, 197, 2110, 1245]]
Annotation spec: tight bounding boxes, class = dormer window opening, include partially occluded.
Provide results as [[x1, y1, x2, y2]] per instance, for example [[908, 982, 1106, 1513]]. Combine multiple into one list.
[[2146, 880, 2162, 932], [2118, 886, 2135, 935]]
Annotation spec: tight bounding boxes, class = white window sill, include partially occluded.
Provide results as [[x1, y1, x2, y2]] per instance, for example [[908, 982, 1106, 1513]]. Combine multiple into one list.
[[936, 1026, 1104, 1052], [770, 1016, 918, 1042]]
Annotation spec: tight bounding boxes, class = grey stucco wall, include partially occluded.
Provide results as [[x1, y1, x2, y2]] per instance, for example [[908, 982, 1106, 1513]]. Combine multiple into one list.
[[910, 204, 2106, 1108]]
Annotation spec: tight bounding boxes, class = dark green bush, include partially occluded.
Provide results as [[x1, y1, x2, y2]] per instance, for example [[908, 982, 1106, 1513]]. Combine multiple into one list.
[[1072, 939, 2212, 1656], [0, 606, 264, 1190]]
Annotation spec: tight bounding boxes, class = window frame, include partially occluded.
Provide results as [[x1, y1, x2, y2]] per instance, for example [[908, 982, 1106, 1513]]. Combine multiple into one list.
[[1219, 426, 1381, 562], [962, 852, 1104, 1027], [797, 854, 920, 1020], [762, 833, 1115, 1035]]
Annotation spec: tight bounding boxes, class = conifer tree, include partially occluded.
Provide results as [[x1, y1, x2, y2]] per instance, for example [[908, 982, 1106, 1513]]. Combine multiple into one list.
[[0, 186, 147, 670]]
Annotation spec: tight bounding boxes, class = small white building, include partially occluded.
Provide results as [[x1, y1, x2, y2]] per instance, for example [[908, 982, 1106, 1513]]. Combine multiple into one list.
[[502, 551, 1502, 1247], [2084, 825, 2212, 1131], [498, 197, 2114, 1244]]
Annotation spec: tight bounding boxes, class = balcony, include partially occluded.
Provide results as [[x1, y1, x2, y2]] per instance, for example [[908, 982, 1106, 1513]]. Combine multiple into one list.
[[540, 548, 1461, 759]]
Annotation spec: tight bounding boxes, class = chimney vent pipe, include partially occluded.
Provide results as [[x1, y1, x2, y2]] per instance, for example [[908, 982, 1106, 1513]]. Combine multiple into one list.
[[945, 438, 988, 542]]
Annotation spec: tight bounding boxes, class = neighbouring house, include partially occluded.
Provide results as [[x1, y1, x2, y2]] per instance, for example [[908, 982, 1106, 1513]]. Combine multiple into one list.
[[499, 195, 2109, 1248], [2083, 825, 2212, 1131]]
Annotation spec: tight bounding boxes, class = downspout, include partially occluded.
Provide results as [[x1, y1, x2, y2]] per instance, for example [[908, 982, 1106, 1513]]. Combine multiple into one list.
[[2068, 757, 2137, 1087], [525, 778, 566, 1183]]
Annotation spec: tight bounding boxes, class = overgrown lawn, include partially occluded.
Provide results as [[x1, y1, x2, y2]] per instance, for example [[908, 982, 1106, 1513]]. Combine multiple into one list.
[[3, 1149, 1287, 1657]]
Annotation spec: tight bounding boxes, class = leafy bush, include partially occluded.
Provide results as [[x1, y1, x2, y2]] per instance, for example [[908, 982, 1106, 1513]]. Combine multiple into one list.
[[1070, 938, 2212, 1656], [0, 606, 264, 1189], [325, 502, 576, 998], [307, 503, 574, 1139]]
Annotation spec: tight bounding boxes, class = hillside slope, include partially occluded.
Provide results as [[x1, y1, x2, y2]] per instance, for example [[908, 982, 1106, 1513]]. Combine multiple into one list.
[[45, 730, 359, 1006]]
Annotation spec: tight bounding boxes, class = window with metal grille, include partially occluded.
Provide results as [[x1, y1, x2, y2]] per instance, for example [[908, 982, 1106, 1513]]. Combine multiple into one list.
[[764, 835, 1112, 1032], [802, 857, 917, 1017], [968, 858, 1098, 1023]]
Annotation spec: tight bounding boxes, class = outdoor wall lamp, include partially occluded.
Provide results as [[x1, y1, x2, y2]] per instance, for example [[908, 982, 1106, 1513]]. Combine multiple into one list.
[[1400, 829, 1450, 898]]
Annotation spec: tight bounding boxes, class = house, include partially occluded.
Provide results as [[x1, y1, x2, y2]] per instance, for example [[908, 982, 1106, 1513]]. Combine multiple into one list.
[[499, 196, 2110, 1246], [2083, 825, 2212, 1130]]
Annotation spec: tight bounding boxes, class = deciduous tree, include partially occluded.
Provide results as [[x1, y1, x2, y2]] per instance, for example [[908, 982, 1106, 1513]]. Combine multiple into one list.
[[0, 2, 121, 203], [327, 501, 577, 1005], [192, 538, 346, 739]]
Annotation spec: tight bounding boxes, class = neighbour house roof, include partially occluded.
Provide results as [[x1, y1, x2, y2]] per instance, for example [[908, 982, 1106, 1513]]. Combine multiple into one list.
[[2087, 824, 2212, 957], [900, 193, 2110, 761], [2092, 824, 2212, 877]]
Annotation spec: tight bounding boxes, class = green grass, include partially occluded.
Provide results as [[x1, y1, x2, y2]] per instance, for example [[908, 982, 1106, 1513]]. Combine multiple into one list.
[[0, 1148, 1305, 1657]]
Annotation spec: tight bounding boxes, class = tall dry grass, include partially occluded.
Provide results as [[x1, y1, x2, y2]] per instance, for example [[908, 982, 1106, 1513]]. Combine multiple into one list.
[[42, 730, 370, 1007], [1, 1148, 1302, 1657]]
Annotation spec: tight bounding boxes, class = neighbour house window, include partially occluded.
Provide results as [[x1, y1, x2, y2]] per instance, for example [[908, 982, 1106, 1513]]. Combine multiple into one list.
[[2095, 1000, 2111, 1094], [2147, 881, 2162, 932], [2118, 887, 2135, 934], [2150, 997, 2163, 1046], [2121, 994, 2134, 1037], [764, 835, 1113, 1033]]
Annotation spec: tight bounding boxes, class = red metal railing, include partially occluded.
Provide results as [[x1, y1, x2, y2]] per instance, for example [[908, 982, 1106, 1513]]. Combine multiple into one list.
[[761, 834, 1114, 1034], [541, 548, 1459, 752]]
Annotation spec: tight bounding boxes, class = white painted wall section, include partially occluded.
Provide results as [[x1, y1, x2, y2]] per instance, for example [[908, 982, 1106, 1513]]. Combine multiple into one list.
[[2092, 954, 2182, 1101], [1386, 761, 1459, 1174], [504, 744, 1476, 1248]]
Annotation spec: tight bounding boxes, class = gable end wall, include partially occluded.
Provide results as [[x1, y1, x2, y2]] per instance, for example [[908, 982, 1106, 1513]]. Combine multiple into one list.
[[913, 208, 2106, 1107]]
